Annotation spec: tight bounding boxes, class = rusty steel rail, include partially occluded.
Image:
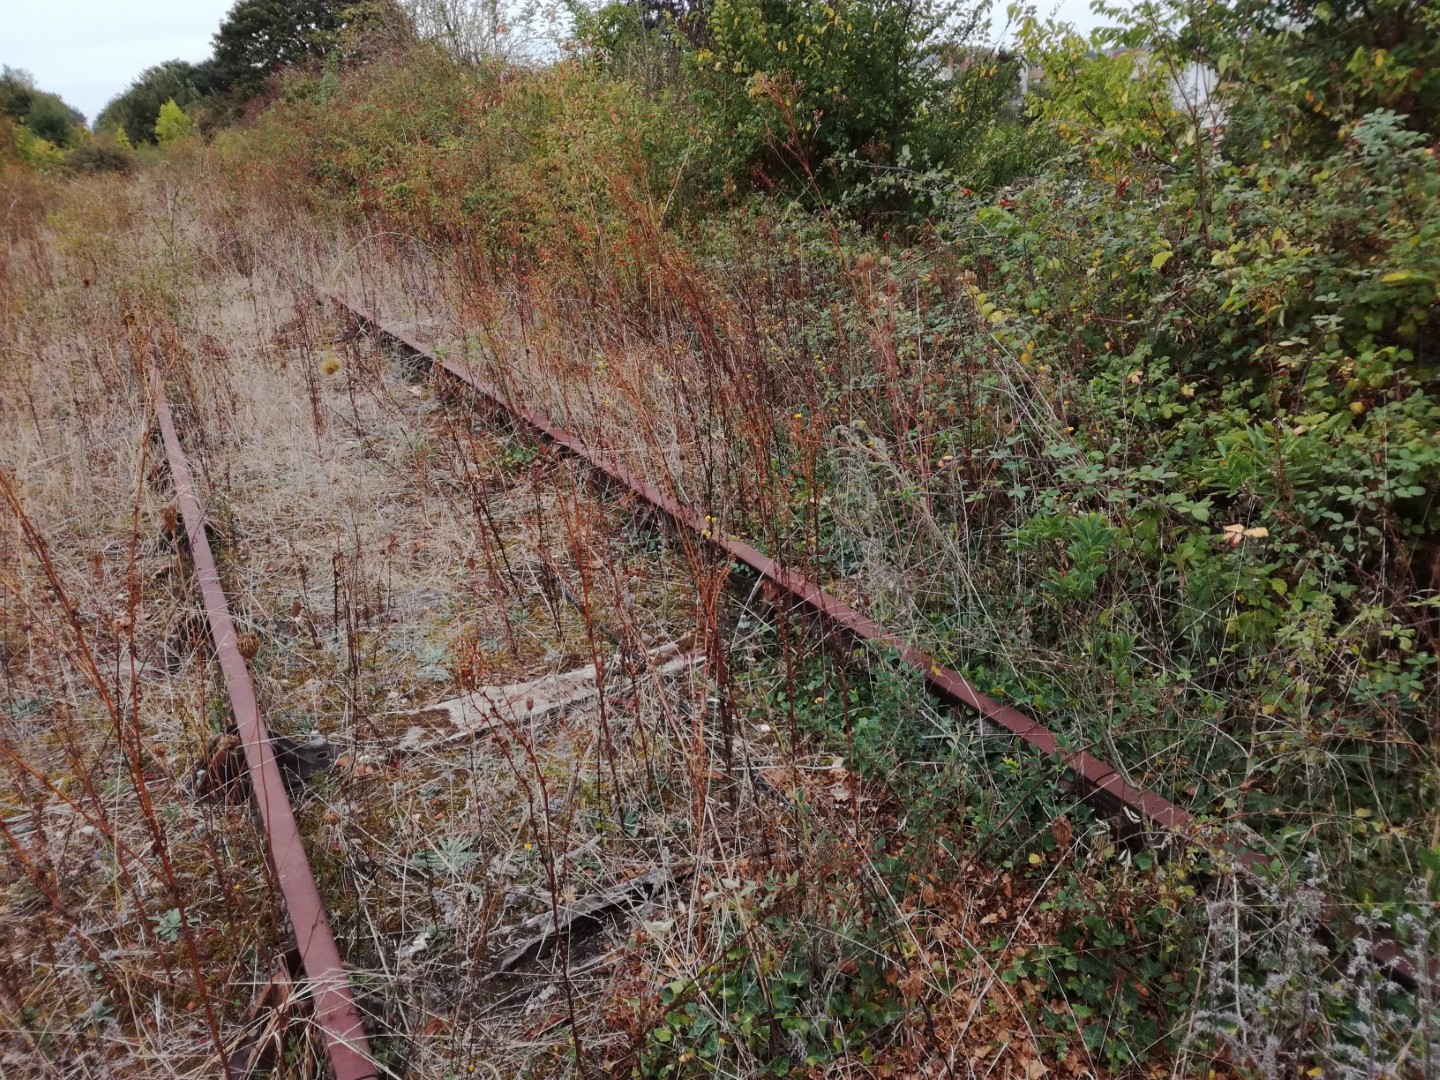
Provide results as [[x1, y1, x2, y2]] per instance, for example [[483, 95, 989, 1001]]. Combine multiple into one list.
[[149, 360, 378, 1080], [327, 291, 1434, 989], [328, 297, 1232, 845]]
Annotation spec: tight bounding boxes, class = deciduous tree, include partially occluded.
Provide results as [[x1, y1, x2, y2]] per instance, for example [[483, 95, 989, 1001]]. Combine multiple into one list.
[[154, 100, 196, 144], [0, 66, 85, 149], [97, 60, 218, 145], [211, 0, 353, 101]]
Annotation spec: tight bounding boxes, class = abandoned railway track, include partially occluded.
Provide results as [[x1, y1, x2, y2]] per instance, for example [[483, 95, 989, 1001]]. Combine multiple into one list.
[[143, 297, 713, 1075], [316, 283, 1432, 990], [133, 269, 1428, 1078]]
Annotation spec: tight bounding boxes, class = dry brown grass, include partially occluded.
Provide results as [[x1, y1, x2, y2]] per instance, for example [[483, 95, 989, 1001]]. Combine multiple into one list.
[[1, 173, 288, 1077], [0, 167, 1196, 1080]]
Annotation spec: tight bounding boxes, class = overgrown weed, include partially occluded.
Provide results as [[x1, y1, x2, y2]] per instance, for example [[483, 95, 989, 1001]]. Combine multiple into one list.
[[3, 0, 1438, 1073]]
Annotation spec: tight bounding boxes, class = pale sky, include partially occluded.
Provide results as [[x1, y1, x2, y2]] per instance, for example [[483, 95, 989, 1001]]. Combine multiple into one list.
[[1, 0, 1116, 128], [3, 0, 234, 124]]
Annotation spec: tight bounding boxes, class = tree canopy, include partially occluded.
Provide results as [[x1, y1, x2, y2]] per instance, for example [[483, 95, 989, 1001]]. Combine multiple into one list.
[[95, 0, 409, 143], [211, 0, 354, 101], [96, 61, 219, 145], [0, 67, 85, 148]]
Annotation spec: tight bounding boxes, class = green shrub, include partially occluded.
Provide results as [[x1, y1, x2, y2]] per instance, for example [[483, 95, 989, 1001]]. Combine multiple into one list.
[[64, 137, 138, 175], [683, 0, 1039, 203], [154, 99, 196, 144]]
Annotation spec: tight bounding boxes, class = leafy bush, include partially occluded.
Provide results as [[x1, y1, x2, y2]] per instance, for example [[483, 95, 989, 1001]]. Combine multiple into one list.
[[689, 0, 1044, 203], [63, 137, 138, 175], [1207, 0, 1440, 157], [154, 100, 196, 144]]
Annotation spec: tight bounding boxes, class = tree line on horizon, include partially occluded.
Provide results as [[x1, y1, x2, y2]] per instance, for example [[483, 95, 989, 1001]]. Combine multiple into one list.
[[95, 0, 413, 146], [2, 0, 408, 169]]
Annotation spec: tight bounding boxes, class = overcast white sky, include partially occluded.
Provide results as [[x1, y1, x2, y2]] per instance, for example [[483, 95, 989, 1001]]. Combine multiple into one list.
[[3, 0, 234, 123], [2, 0, 1117, 127]]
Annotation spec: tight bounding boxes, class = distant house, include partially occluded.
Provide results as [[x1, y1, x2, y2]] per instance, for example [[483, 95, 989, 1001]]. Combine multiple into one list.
[[1169, 59, 1224, 129], [943, 45, 1224, 130], [936, 47, 1043, 115]]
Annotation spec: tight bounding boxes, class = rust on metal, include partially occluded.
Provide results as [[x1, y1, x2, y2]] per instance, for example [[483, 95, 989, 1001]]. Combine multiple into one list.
[[329, 300, 1239, 842], [328, 296, 1430, 989], [326, 302, 1249, 846], [149, 360, 378, 1080]]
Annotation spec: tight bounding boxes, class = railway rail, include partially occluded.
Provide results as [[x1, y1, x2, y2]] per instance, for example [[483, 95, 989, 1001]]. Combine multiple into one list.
[[320, 286, 1433, 991], [149, 355, 378, 1080], [142, 272, 1428, 1078]]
